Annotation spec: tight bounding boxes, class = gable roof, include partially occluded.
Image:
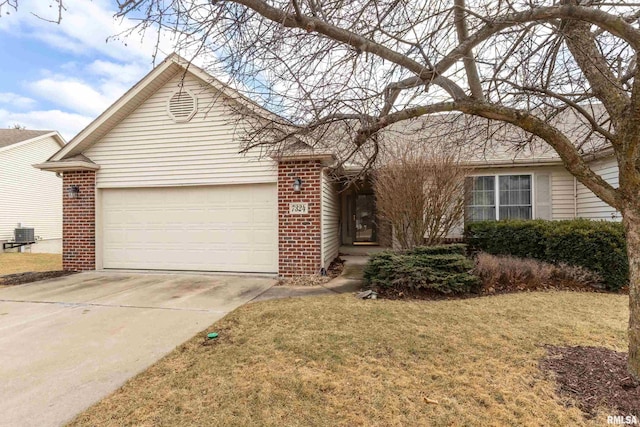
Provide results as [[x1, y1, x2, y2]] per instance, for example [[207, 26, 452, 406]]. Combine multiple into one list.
[[0, 129, 65, 152], [39, 52, 611, 171], [47, 53, 283, 163]]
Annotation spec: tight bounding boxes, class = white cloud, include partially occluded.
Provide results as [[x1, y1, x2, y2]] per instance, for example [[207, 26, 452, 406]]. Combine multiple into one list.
[[0, 108, 93, 140], [0, 0, 218, 139], [28, 77, 118, 117], [24, 57, 151, 118], [0, 0, 176, 62], [87, 60, 148, 84], [0, 92, 37, 110]]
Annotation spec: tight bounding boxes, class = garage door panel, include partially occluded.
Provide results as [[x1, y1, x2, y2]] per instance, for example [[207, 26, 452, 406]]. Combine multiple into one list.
[[253, 230, 274, 244], [254, 208, 275, 223], [102, 184, 278, 273], [227, 209, 252, 223]]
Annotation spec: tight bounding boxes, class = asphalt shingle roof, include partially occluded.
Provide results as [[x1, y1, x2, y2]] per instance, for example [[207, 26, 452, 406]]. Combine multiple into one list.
[[0, 129, 52, 149]]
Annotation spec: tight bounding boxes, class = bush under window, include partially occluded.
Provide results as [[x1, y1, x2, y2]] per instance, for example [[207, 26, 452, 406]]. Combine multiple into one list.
[[465, 219, 627, 291]]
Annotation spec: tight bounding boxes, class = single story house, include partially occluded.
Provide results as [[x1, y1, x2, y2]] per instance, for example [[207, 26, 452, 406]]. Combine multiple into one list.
[[1, 129, 66, 254], [35, 54, 620, 276]]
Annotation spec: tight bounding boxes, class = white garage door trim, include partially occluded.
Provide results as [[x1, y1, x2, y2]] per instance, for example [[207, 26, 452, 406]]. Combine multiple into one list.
[[101, 184, 278, 273]]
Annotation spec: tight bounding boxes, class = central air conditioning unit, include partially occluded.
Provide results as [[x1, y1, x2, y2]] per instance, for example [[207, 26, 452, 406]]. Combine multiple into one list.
[[2, 227, 36, 250], [14, 227, 35, 243]]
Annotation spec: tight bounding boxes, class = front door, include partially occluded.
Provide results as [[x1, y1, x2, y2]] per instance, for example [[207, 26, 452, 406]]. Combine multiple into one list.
[[353, 193, 377, 244]]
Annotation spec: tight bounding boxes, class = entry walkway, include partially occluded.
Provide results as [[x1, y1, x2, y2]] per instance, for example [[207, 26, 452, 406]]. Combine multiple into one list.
[[252, 255, 367, 302]]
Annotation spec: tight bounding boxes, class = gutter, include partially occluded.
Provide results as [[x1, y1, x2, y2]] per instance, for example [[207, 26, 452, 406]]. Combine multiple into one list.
[[574, 177, 578, 218], [462, 158, 564, 168]]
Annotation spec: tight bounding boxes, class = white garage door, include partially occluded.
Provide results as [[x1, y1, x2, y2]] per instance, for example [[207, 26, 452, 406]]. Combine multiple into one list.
[[101, 184, 278, 273]]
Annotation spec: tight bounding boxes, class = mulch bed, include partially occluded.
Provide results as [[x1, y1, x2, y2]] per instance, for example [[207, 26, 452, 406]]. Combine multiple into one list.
[[481, 279, 608, 295], [540, 345, 640, 418], [326, 257, 345, 278], [373, 287, 479, 301], [371, 278, 623, 301], [276, 257, 345, 287], [0, 270, 76, 286], [372, 285, 615, 301]]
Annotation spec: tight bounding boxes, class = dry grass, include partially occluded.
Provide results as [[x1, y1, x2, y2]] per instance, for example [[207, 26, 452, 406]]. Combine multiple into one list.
[[0, 253, 62, 275], [70, 292, 628, 427]]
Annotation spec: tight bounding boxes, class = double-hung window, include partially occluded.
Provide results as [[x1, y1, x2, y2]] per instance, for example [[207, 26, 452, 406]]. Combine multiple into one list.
[[466, 175, 532, 221]]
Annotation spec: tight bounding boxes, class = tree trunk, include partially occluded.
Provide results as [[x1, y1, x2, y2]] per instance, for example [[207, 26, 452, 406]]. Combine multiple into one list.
[[623, 206, 640, 379]]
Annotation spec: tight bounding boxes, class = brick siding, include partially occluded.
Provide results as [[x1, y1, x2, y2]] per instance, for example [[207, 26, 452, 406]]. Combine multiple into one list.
[[278, 160, 323, 277], [62, 170, 96, 271]]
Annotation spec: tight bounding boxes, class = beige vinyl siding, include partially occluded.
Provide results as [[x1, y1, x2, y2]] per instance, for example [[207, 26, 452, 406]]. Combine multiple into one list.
[[551, 168, 576, 219], [321, 170, 340, 268], [0, 136, 62, 242], [85, 72, 277, 188], [577, 157, 620, 221]]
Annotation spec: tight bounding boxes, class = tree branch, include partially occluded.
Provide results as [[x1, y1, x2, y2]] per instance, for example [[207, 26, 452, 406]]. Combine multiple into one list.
[[360, 100, 622, 208], [562, 17, 630, 131], [453, 0, 484, 100]]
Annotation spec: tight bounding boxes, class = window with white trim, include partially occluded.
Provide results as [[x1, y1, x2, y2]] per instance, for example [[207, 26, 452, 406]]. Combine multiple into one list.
[[467, 176, 496, 221], [466, 174, 532, 221]]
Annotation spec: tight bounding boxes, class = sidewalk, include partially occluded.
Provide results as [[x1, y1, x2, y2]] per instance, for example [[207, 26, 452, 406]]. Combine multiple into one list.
[[251, 255, 367, 302]]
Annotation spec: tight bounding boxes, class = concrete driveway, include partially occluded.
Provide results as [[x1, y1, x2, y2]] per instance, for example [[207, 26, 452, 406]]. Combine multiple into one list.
[[0, 272, 275, 427]]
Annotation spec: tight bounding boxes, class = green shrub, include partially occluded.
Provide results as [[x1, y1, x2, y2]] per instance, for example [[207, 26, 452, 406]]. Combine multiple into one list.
[[410, 243, 468, 256], [464, 220, 547, 258], [364, 244, 480, 294], [465, 219, 628, 291]]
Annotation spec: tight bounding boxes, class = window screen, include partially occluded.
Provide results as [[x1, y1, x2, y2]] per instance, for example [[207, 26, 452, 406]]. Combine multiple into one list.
[[498, 175, 532, 220]]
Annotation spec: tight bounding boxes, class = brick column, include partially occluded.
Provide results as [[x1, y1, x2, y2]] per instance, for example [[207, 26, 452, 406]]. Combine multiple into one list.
[[62, 170, 96, 271], [278, 160, 323, 277]]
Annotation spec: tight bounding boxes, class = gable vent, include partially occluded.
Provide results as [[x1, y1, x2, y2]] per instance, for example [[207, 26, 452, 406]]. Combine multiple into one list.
[[167, 89, 197, 123]]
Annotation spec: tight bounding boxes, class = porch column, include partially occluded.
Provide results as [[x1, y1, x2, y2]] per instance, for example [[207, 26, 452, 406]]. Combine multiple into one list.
[[62, 170, 96, 271], [277, 159, 323, 277]]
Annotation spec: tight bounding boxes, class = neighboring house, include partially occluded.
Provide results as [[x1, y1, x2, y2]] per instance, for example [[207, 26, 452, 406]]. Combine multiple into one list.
[[35, 53, 620, 276], [1, 129, 66, 254]]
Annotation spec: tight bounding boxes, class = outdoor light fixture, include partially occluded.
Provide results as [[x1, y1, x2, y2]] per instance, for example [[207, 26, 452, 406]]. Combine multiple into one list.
[[293, 177, 303, 193], [67, 185, 80, 199]]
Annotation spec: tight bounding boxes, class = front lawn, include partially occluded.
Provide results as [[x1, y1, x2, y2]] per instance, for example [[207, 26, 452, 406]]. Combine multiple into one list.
[[0, 253, 62, 275], [71, 292, 627, 426]]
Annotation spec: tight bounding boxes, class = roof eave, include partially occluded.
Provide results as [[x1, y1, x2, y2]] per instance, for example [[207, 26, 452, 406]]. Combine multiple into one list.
[[272, 153, 336, 166], [462, 158, 564, 168], [34, 161, 101, 172]]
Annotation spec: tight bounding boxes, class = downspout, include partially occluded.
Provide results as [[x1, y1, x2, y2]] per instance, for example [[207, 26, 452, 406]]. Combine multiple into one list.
[[574, 177, 578, 218], [319, 168, 325, 274]]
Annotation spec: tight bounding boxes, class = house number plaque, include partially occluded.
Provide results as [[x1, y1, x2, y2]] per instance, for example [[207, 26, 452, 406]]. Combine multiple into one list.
[[289, 202, 309, 214]]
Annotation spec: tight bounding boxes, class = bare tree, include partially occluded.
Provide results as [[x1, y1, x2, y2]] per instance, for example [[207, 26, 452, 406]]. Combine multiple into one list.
[[6, 0, 640, 377], [374, 149, 467, 249], [0, 1, 66, 23]]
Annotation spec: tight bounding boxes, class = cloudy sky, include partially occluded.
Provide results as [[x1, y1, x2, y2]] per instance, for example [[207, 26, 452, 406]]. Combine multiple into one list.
[[0, 0, 176, 140]]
